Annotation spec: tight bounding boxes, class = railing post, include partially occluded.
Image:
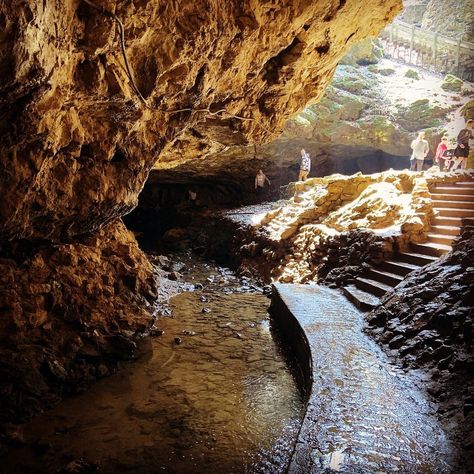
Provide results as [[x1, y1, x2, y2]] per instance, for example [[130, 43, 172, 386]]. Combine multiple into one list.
[[455, 36, 461, 75], [409, 24, 415, 63], [389, 24, 394, 43], [433, 32, 438, 71]]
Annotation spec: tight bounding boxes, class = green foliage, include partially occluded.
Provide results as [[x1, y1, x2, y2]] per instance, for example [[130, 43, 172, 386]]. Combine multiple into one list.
[[404, 69, 420, 80]]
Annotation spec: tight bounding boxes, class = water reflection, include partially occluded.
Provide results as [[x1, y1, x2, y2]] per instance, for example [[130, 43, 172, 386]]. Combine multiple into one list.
[[2, 259, 303, 473]]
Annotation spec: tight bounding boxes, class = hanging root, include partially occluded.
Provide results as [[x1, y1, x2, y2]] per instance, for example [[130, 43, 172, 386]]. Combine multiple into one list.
[[81, 0, 275, 135]]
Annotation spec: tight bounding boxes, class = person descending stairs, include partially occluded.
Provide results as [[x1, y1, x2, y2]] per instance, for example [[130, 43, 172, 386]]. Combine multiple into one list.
[[344, 180, 474, 311]]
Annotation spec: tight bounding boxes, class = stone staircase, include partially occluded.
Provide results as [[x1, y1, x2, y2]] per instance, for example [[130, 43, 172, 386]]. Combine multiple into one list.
[[343, 180, 474, 311]]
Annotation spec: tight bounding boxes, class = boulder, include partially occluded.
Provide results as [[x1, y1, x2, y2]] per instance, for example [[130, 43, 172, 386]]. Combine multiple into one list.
[[339, 39, 384, 66], [441, 74, 464, 92], [396, 99, 449, 132]]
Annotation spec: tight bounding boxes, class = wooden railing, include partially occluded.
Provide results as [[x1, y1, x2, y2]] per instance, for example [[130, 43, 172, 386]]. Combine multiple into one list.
[[379, 20, 474, 81]]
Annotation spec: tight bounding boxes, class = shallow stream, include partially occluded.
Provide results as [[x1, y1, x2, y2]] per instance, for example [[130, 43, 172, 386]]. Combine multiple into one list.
[[2, 257, 303, 473]]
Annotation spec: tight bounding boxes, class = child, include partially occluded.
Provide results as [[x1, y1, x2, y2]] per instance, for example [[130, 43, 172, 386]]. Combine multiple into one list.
[[434, 136, 449, 171]]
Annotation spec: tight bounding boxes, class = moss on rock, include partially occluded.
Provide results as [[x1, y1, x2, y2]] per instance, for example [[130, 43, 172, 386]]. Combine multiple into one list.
[[461, 100, 474, 120], [396, 99, 449, 132], [404, 69, 420, 80], [332, 70, 372, 95], [441, 74, 463, 92]]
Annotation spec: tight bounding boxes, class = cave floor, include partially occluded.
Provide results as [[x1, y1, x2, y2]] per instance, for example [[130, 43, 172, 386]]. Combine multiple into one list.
[[273, 283, 455, 473], [1, 253, 459, 473], [2, 256, 303, 473]]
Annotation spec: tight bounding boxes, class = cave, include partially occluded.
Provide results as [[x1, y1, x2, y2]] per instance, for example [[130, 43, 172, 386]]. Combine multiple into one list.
[[1, 0, 473, 473]]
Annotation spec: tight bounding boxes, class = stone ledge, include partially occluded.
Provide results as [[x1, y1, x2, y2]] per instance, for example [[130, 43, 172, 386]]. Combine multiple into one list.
[[269, 282, 454, 473]]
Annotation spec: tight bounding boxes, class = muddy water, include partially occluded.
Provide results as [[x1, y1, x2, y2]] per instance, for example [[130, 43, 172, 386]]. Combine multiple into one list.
[[2, 260, 303, 473]]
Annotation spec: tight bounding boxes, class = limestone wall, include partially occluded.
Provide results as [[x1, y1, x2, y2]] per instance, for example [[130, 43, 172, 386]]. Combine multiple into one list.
[[251, 169, 473, 283]]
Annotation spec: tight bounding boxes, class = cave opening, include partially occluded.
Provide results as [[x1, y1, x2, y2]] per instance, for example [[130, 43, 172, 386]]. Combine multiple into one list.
[[1, 0, 473, 473]]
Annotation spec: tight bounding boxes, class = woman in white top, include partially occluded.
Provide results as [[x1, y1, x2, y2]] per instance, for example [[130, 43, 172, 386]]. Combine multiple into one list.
[[410, 131, 429, 172]]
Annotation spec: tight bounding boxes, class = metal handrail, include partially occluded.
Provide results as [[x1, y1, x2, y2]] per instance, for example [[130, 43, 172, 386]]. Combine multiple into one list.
[[383, 19, 474, 53]]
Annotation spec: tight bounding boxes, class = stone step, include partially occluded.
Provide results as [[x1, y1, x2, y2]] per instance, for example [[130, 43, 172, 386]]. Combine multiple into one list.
[[342, 284, 381, 312], [427, 233, 454, 246], [429, 225, 461, 236], [409, 242, 451, 257], [436, 207, 474, 218], [377, 259, 421, 277], [397, 251, 438, 266], [355, 277, 393, 297], [432, 216, 463, 227], [366, 267, 404, 287], [432, 200, 474, 209], [431, 193, 474, 202], [431, 186, 474, 195], [453, 181, 474, 187]]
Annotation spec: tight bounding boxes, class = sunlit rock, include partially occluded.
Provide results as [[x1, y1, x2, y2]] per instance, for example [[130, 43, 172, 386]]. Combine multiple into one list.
[[252, 169, 473, 283]]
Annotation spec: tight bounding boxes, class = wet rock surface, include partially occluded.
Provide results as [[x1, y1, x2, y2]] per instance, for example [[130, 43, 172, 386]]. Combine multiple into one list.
[[0, 221, 163, 430], [366, 226, 474, 468], [272, 283, 455, 473], [1, 256, 303, 473]]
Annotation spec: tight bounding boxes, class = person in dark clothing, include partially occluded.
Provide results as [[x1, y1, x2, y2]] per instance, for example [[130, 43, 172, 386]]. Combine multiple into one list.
[[452, 119, 474, 170], [255, 169, 270, 196]]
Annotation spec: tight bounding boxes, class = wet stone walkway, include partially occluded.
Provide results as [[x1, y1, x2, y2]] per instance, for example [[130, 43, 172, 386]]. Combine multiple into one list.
[[272, 284, 454, 474]]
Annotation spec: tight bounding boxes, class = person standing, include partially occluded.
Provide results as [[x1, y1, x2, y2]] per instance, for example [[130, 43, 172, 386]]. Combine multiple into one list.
[[410, 131, 429, 172], [255, 169, 270, 196], [434, 136, 449, 171], [298, 148, 311, 181], [188, 189, 198, 206], [452, 119, 474, 170]]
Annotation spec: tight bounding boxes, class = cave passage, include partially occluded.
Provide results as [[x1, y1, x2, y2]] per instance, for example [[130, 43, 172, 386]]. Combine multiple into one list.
[[2, 0, 473, 472]]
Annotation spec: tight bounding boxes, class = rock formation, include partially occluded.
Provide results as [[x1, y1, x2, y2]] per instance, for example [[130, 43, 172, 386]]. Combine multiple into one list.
[[0, 221, 158, 425], [397, 0, 473, 41], [0, 0, 402, 243], [421, 0, 474, 41], [0, 0, 403, 427], [253, 170, 447, 282], [201, 170, 473, 286], [148, 40, 472, 197], [366, 225, 474, 466]]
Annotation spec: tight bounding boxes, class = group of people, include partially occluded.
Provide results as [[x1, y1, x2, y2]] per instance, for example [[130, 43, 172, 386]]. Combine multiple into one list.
[[255, 118, 473, 197], [410, 119, 473, 172]]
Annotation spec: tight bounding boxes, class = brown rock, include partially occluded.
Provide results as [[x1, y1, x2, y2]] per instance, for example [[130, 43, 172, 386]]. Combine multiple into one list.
[[0, 0, 401, 243]]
